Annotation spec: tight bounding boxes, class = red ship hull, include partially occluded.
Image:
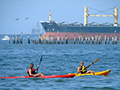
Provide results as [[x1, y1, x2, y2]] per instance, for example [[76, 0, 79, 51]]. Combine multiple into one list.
[[43, 32, 120, 40]]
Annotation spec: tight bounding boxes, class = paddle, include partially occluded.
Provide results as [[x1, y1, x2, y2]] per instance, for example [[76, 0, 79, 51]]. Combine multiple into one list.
[[37, 56, 43, 73], [92, 58, 99, 65], [78, 58, 100, 73], [82, 58, 100, 69]]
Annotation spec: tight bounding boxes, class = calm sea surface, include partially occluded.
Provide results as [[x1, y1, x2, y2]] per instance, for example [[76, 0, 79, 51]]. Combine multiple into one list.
[[0, 34, 120, 90]]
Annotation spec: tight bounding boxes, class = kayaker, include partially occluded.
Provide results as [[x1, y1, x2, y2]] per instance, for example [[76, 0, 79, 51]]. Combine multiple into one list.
[[77, 61, 95, 74], [27, 63, 44, 76]]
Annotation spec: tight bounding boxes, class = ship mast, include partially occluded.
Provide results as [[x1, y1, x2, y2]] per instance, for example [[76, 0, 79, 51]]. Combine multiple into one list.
[[84, 6, 118, 26], [49, 10, 52, 22], [84, 6, 89, 26], [114, 6, 118, 25]]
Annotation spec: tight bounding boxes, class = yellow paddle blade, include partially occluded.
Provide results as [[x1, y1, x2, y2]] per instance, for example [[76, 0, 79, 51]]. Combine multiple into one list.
[[93, 58, 99, 64]]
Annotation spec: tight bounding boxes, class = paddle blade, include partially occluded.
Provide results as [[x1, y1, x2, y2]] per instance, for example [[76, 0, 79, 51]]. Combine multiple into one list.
[[38, 56, 43, 65], [40, 56, 43, 62], [92, 58, 99, 64]]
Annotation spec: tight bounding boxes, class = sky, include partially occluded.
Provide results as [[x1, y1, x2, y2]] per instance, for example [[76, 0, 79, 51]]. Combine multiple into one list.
[[0, 0, 120, 34]]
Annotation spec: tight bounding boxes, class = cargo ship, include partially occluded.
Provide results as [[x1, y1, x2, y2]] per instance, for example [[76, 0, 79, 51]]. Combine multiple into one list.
[[40, 6, 120, 39]]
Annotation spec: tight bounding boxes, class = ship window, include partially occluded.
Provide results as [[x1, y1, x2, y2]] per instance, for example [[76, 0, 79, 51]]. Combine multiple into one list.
[[47, 29, 49, 31]]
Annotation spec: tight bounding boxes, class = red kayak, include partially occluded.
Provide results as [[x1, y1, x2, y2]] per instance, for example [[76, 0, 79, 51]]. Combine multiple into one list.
[[1, 74, 75, 79]]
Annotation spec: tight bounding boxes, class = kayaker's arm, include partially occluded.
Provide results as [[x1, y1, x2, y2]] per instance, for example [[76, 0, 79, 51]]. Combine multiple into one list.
[[86, 63, 92, 68], [29, 69, 39, 77], [35, 65, 40, 71], [29, 69, 36, 76], [77, 66, 83, 72]]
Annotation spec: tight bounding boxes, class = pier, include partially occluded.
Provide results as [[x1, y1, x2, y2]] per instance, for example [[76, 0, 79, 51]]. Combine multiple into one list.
[[4, 33, 120, 45], [30, 34, 120, 45]]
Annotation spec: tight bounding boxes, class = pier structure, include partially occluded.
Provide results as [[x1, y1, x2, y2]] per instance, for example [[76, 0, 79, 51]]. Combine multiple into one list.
[[30, 33, 119, 44], [6, 33, 119, 45]]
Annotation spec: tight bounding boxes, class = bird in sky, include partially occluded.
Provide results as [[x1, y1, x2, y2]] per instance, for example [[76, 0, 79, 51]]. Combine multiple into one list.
[[25, 17, 29, 19], [15, 18, 19, 20]]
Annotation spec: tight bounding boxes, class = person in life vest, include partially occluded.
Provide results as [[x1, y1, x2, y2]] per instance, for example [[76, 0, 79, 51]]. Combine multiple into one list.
[[27, 63, 44, 76], [77, 61, 95, 74]]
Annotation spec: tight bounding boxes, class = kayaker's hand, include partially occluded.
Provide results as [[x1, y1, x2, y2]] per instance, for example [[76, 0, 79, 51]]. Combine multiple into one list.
[[34, 75, 37, 77], [90, 63, 92, 65], [37, 65, 40, 68]]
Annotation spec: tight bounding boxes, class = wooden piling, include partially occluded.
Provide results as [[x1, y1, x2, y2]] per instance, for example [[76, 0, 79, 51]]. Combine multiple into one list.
[[28, 35, 30, 44], [16, 35, 18, 44], [45, 36, 48, 44], [91, 36, 94, 44], [65, 35, 68, 44], [78, 34, 81, 44], [74, 35, 76, 44], [39, 34, 41, 44], [57, 35, 60, 44], [95, 35, 98, 44], [98, 36, 102, 44], [115, 35, 117, 44], [88, 36, 90, 44], [9, 35, 11, 44], [81, 36, 83, 44], [107, 37, 109, 44], [61, 37, 64, 44], [104, 35, 107, 44], [49, 35, 53, 44], [51, 36, 53, 44], [39, 35, 43, 44], [112, 36, 114, 44], [48, 36, 51, 44], [20, 32, 23, 44], [100, 36, 102, 44], [12, 36, 15, 44], [53, 36, 56, 44], [85, 37, 88, 44]]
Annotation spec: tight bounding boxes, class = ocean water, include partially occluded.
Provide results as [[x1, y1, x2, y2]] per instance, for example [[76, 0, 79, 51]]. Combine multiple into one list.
[[0, 34, 120, 90]]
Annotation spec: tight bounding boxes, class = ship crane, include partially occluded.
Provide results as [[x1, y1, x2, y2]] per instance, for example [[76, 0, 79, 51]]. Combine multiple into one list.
[[84, 6, 118, 26]]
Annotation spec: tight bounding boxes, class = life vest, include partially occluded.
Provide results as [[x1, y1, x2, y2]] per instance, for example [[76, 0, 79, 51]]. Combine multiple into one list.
[[27, 68, 35, 76], [78, 66, 87, 73], [81, 66, 87, 72]]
